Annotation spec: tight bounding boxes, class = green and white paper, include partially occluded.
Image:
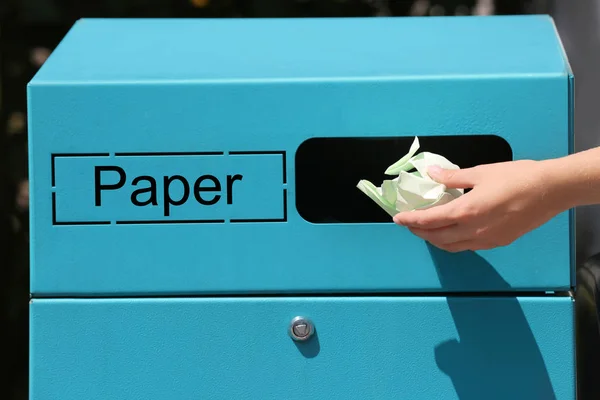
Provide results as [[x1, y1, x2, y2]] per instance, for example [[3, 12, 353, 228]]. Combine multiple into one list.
[[357, 137, 464, 217]]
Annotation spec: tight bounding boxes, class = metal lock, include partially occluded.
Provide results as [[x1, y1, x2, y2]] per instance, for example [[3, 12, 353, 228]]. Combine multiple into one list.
[[289, 316, 315, 342]]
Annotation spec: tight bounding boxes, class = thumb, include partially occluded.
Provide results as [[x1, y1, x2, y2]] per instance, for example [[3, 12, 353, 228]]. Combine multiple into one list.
[[428, 165, 477, 189]]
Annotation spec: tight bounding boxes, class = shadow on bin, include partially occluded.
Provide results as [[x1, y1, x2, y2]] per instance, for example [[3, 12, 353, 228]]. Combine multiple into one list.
[[428, 245, 556, 400]]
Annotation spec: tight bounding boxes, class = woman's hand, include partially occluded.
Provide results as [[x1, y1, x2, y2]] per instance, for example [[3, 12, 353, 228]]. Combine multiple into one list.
[[392, 160, 570, 252]]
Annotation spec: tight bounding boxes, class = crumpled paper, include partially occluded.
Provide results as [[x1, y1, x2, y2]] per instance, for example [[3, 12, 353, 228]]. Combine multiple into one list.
[[356, 136, 464, 217]]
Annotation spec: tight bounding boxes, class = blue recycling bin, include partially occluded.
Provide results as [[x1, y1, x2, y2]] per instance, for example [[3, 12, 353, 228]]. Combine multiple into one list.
[[28, 16, 575, 399]]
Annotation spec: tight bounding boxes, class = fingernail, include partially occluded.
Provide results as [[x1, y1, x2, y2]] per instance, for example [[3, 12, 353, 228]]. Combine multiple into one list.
[[428, 165, 443, 176]]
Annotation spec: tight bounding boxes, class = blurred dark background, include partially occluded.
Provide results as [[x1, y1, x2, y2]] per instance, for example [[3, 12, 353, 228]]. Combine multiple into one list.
[[3, 1, 600, 399]]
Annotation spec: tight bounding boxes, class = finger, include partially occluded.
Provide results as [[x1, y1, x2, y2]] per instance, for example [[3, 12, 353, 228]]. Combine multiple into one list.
[[437, 240, 494, 253], [428, 165, 479, 189], [394, 206, 456, 229], [437, 240, 478, 253], [408, 225, 474, 245], [393, 196, 468, 229], [424, 240, 482, 253]]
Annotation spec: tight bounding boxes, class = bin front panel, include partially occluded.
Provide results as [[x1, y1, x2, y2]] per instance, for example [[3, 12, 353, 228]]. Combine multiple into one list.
[[30, 296, 575, 400], [29, 77, 571, 295]]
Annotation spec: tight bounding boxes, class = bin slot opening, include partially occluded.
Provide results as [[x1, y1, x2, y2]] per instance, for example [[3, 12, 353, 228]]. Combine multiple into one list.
[[295, 135, 512, 223]]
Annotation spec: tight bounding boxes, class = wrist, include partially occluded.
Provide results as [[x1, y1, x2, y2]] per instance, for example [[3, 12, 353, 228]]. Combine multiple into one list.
[[536, 157, 579, 212], [538, 152, 600, 210]]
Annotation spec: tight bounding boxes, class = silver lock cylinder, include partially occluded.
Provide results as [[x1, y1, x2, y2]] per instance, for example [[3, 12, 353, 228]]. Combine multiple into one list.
[[289, 316, 315, 342]]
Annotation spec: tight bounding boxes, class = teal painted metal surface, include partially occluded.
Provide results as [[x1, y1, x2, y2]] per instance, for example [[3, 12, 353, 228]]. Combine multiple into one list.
[[28, 16, 573, 295], [30, 296, 575, 400]]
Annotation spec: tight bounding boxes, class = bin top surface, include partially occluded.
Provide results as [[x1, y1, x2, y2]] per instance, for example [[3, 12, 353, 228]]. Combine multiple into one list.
[[31, 15, 569, 84]]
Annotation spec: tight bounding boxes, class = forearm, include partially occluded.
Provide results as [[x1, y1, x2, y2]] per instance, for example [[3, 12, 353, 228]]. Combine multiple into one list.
[[542, 146, 600, 209]]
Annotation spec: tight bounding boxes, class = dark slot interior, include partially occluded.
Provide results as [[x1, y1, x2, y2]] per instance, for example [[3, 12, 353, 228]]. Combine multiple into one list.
[[295, 135, 513, 223]]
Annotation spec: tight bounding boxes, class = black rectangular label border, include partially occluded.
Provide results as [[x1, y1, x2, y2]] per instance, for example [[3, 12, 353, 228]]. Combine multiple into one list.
[[51, 151, 287, 226]]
